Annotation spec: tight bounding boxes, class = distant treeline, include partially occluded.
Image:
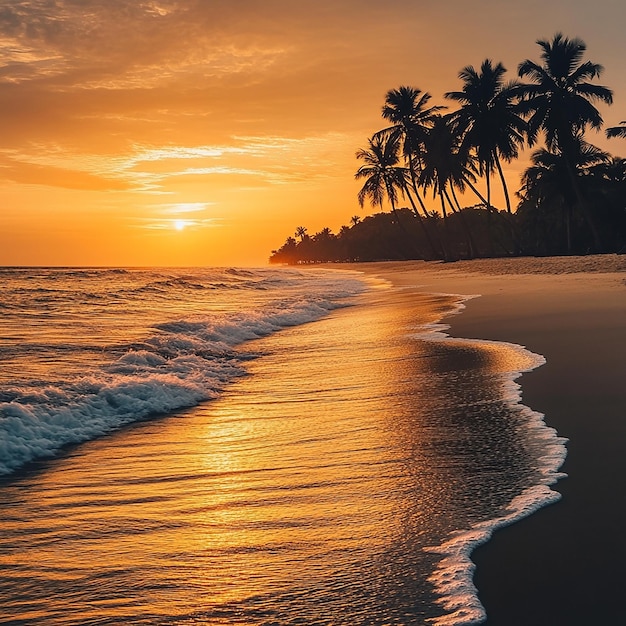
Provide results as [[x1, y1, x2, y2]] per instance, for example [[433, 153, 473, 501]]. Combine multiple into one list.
[[270, 33, 626, 265], [270, 193, 625, 265], [269, 207, 511, 264]]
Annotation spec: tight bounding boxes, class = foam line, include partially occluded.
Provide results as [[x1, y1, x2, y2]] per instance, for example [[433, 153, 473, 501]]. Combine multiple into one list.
[[415, 294, 567, 626], [0, 276, 365, 476]]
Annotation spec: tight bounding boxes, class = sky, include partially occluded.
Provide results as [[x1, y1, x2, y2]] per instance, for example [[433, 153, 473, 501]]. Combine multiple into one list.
[[1, 0, 625, 267]]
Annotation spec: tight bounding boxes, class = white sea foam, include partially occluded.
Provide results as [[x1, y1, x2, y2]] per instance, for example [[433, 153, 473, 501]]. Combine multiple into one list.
[[415, 294, 568, 626], [425, 483, 563, 626], [0, 274, 365, 476]]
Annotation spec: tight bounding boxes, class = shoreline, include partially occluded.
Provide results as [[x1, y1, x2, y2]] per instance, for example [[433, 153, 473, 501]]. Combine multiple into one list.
[[2, 259, 624, 624], [348, 257, 626, 625], [2, 264, 558, 625]]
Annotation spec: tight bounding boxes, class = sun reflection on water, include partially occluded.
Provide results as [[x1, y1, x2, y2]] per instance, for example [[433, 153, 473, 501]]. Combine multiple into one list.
[[0, 286, 544, 625]]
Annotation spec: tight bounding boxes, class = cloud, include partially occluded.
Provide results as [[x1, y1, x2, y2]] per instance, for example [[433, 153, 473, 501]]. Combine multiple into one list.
[[0, 0, 290, 88], [0, 129, 350, 195], [128, 145, 252, 164], [157, 201, 215, 214], [0, 0, 412, 156], [0, 159, 132, 191], [6, 0, 620, 201]]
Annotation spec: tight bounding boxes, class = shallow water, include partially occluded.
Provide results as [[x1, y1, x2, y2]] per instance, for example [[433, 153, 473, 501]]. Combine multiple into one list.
[[0, 268, 565, 624]]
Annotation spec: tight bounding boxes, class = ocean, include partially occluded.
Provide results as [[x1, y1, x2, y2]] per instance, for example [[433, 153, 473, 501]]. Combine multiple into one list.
[[0, 266, 566, 625]]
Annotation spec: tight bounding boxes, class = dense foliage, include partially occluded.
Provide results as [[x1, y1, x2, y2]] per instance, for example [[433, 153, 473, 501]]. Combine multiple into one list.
[[270, 34, 626, 264]]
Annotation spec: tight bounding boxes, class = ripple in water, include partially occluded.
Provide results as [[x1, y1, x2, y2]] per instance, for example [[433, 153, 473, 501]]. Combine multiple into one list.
[[0, 270, 566, 625]]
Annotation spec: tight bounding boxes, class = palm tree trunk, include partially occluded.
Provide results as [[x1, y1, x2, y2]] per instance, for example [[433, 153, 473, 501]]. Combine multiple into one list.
[[386, 187, 420, 259], [439, 191, 452, 261], [494, 156, 512, 214], [408, 153, 447, 255], [554, 132, 604, 252], [403, 187, 442, 259], [566, 205, 572, 254], [462, 175, 490, 205], [485, 166, 496, 256], [444, 187, 475, 258], [563, 156, 603, 252], [449, 185, 463, 213], [407, 154, 434, 218], [495, 156, 521, 255]]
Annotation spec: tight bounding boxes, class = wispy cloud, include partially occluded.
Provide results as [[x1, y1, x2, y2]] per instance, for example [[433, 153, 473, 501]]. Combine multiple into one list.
[[0, 155, 132, 191], [0, 127, 353, 194], [0, 1, 288, 89], [128, 145, 252, 163], [157, 202, 215, 215]]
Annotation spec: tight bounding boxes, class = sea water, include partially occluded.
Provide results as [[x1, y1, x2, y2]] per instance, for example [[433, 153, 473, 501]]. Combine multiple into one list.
[[0, 266, 566, 625]]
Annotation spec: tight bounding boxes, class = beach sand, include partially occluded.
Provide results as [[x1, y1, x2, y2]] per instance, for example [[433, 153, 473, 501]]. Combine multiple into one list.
[[352, 256, 626, 626]]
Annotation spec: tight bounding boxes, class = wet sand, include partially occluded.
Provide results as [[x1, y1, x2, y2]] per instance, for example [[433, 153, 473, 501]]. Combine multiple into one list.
[[353, 257, 626, 625]]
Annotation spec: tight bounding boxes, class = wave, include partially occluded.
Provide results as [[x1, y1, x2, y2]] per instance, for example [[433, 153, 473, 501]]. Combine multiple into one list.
[[0, 278, 364, 477], [0, 267, 133, 281], [415, 295, 568, 626]]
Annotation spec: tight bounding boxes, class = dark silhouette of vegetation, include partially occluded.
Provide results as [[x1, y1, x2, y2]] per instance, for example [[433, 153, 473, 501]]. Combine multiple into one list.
[[270, 33, 626, 265], [375, 86, 445, 257], [607, 122, 626, 139], [517, 33, 614, 251], [446, 59, 526, 216], [269, 206, 516, 264]]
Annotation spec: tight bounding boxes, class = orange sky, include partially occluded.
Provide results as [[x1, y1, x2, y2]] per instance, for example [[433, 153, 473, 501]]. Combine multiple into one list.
[[1, 0, 625, 267]]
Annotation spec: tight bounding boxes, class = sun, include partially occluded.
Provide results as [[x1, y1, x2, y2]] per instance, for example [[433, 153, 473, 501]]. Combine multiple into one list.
[[174, 220, 186, 231]]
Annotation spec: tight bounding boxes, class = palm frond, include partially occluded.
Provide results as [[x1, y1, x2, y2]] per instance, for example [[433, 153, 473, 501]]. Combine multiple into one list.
[[606, 122, 626, 139]]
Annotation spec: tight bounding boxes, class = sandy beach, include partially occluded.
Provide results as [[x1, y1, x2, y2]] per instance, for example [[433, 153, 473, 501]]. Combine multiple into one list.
[[354, 256, 626, 625]]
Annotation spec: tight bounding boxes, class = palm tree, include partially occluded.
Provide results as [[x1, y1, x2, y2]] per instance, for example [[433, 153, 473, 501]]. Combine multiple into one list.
[[355, 133, 415, 256], [519, 137, 610, 253], [269, 236, 298, 264], [294, 226, 308, 242], [445, 59, 526, 216], [312, 227, 337, 262], [350, 215, 361, 226], [355, 133, 439, 258], [355, 134, 408, 211], [518, 34, 613, 149], [607, 121, 626, 138], [376, 86, 444, 257], [589, 155, 626, 182], [377, 86, 444, 209], [419, 114, 479, 258], [517, 33, 613, 250], [584, 155, 626, 251]]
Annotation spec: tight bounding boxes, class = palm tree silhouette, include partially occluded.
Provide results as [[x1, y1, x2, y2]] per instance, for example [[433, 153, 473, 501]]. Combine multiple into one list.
[[517, 33, 613, 250], [419, 114, 479, 258], [520, 138, 610, 252], [445, 60, 526, 216], [377, 87, 444, 211], [355, 134, 408, 211], [374, 86, 444, 257], [355, 134, 420, 257], [607, 121, 626, 138], [294, 226, 308, 242]]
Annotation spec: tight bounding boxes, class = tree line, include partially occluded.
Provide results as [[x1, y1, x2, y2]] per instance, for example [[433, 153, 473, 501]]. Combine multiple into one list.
[[270, 33, 626, 264]]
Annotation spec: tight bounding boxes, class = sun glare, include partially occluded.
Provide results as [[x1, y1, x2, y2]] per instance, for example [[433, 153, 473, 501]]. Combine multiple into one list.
[[174, 220, 186, 231]]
